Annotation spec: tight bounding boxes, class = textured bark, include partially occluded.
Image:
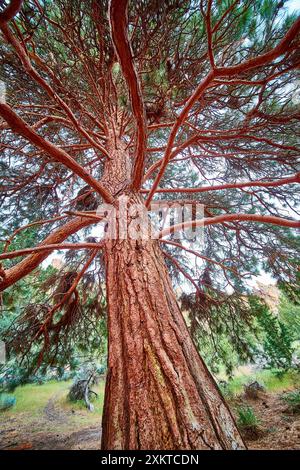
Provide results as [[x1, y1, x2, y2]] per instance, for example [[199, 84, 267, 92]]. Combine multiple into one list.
[[101, 205, 245, 449], [101, 135, 132, 195]]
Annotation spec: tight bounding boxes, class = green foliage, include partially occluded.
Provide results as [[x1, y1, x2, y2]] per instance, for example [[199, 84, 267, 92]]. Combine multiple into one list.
[[0, 363, 31, 392], [182, 291, 258, 376], [282, 389, 300, 413], [0, 393, 16, 411], [182, 290, 298, 377], [278, 293, 300, 340], [0, 263, 108, 376], [252, 297, 294, 371], [237, 405, 260, 429], [0, 360, 69, 392], [223, 369, 300, 397], [218, 381, 234, 400]]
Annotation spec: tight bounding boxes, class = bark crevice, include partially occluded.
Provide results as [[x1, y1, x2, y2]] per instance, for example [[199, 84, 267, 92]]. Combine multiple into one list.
[[101, 213, 246, 449]]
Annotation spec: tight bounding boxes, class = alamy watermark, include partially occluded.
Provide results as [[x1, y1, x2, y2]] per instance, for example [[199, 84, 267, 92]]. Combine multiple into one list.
[[0, 80, 6, 104], [96, 196, 204, 244], [0, 340, 5, 364]]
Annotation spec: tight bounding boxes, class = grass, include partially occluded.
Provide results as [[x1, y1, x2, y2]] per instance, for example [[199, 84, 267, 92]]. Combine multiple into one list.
[[60, 382, 105, 416], [2, 368, 299, 440], [0, 380, 105, 440], [237, 405, 260, 428], [223, 369, 300, 396], [2, 380, 71, 415], [0, 393, 16, 411], [0, 379, 106, 432], [4, 369, 295, 416], [282, 389, 300, 413]]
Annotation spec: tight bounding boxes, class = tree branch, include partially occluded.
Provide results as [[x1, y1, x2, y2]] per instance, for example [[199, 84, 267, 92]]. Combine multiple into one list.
[[2, 215, 67, 253], [215, 17, 300, 77], [160, 239, 238, 275], [0, 216, 98, 291], [0, 21, 109, 156], [109, 0, 146, 189], [162, 249, 200, 294], [0, 0, 23, 23], [145, 16, 300, 204], [0, 242, 104, 261], [0, 103, 114, 203], [159, 213, 300, 239], [145, 71, 214, 206], [141, 173, 300, 194]]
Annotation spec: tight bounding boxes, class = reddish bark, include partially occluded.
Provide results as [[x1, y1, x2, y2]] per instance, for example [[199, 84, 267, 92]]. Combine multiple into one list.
[[141, 173, 300, 194], [0, 0, 23, 23], [102, 217, 245, 449], [109, 0, 146, 189], [1, 1, 299, 452], [0, 241, 103, 261]]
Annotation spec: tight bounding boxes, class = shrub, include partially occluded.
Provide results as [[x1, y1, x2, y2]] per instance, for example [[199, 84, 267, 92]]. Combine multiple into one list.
[[218, 380, 234, 400], [282, 389, 300, 413], [255, 302, 294, 371], [237, 405, 260, 428], [244, 381, 265, 399], [59, 370, 75, 382], [0, 393, 16, 411], [237, 405, 261, 440]]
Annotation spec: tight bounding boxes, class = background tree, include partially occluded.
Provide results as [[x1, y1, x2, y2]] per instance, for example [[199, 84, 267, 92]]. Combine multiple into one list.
[[0, 0, 299, 450]]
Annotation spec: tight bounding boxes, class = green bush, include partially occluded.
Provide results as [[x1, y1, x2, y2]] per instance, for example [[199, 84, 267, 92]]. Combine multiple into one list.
[[0, 393, 16, 411], [219, 381, 234, 400], [237, 405, 260, 429], [58, 370, 75, 382], [282, 389, 300, 413]]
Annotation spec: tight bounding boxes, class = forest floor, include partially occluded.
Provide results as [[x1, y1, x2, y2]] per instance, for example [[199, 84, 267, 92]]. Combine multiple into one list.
[[0, 380, 104, 450], [0, 371, 300, 450], [232, 391, 300, 449]]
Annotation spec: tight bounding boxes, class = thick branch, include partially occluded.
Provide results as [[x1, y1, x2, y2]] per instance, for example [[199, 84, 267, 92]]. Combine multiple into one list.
[[0, 0, 23, 22], [141, 173, 300, 194], [159, 214, 300, 239], [0, 242, 104, 261], [0, 103, 114, 203], [109, 0, 146, 189], [3, 215, 67, 253], [215, 17, 300, 77], [0, 216, 97, 291]]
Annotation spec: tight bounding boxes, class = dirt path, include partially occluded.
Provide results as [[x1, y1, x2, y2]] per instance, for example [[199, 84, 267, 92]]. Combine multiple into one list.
[[242, 392, 300, 450], [0, 391, 102, 450], [0, 425, 101, 450], [1, 390, 299, 450], [43, 395, 71, 424]]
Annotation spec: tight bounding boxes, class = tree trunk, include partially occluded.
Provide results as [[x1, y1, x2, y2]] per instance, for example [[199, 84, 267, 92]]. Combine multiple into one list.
[[101, 224, 245, 450]]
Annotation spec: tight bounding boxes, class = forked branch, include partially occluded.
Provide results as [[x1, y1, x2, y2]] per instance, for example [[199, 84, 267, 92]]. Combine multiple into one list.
[[0, 103, 114, 203]]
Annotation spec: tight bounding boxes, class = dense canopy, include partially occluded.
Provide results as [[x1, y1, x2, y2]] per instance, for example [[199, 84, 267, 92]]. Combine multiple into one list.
[[0, 0, 299, 450]]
